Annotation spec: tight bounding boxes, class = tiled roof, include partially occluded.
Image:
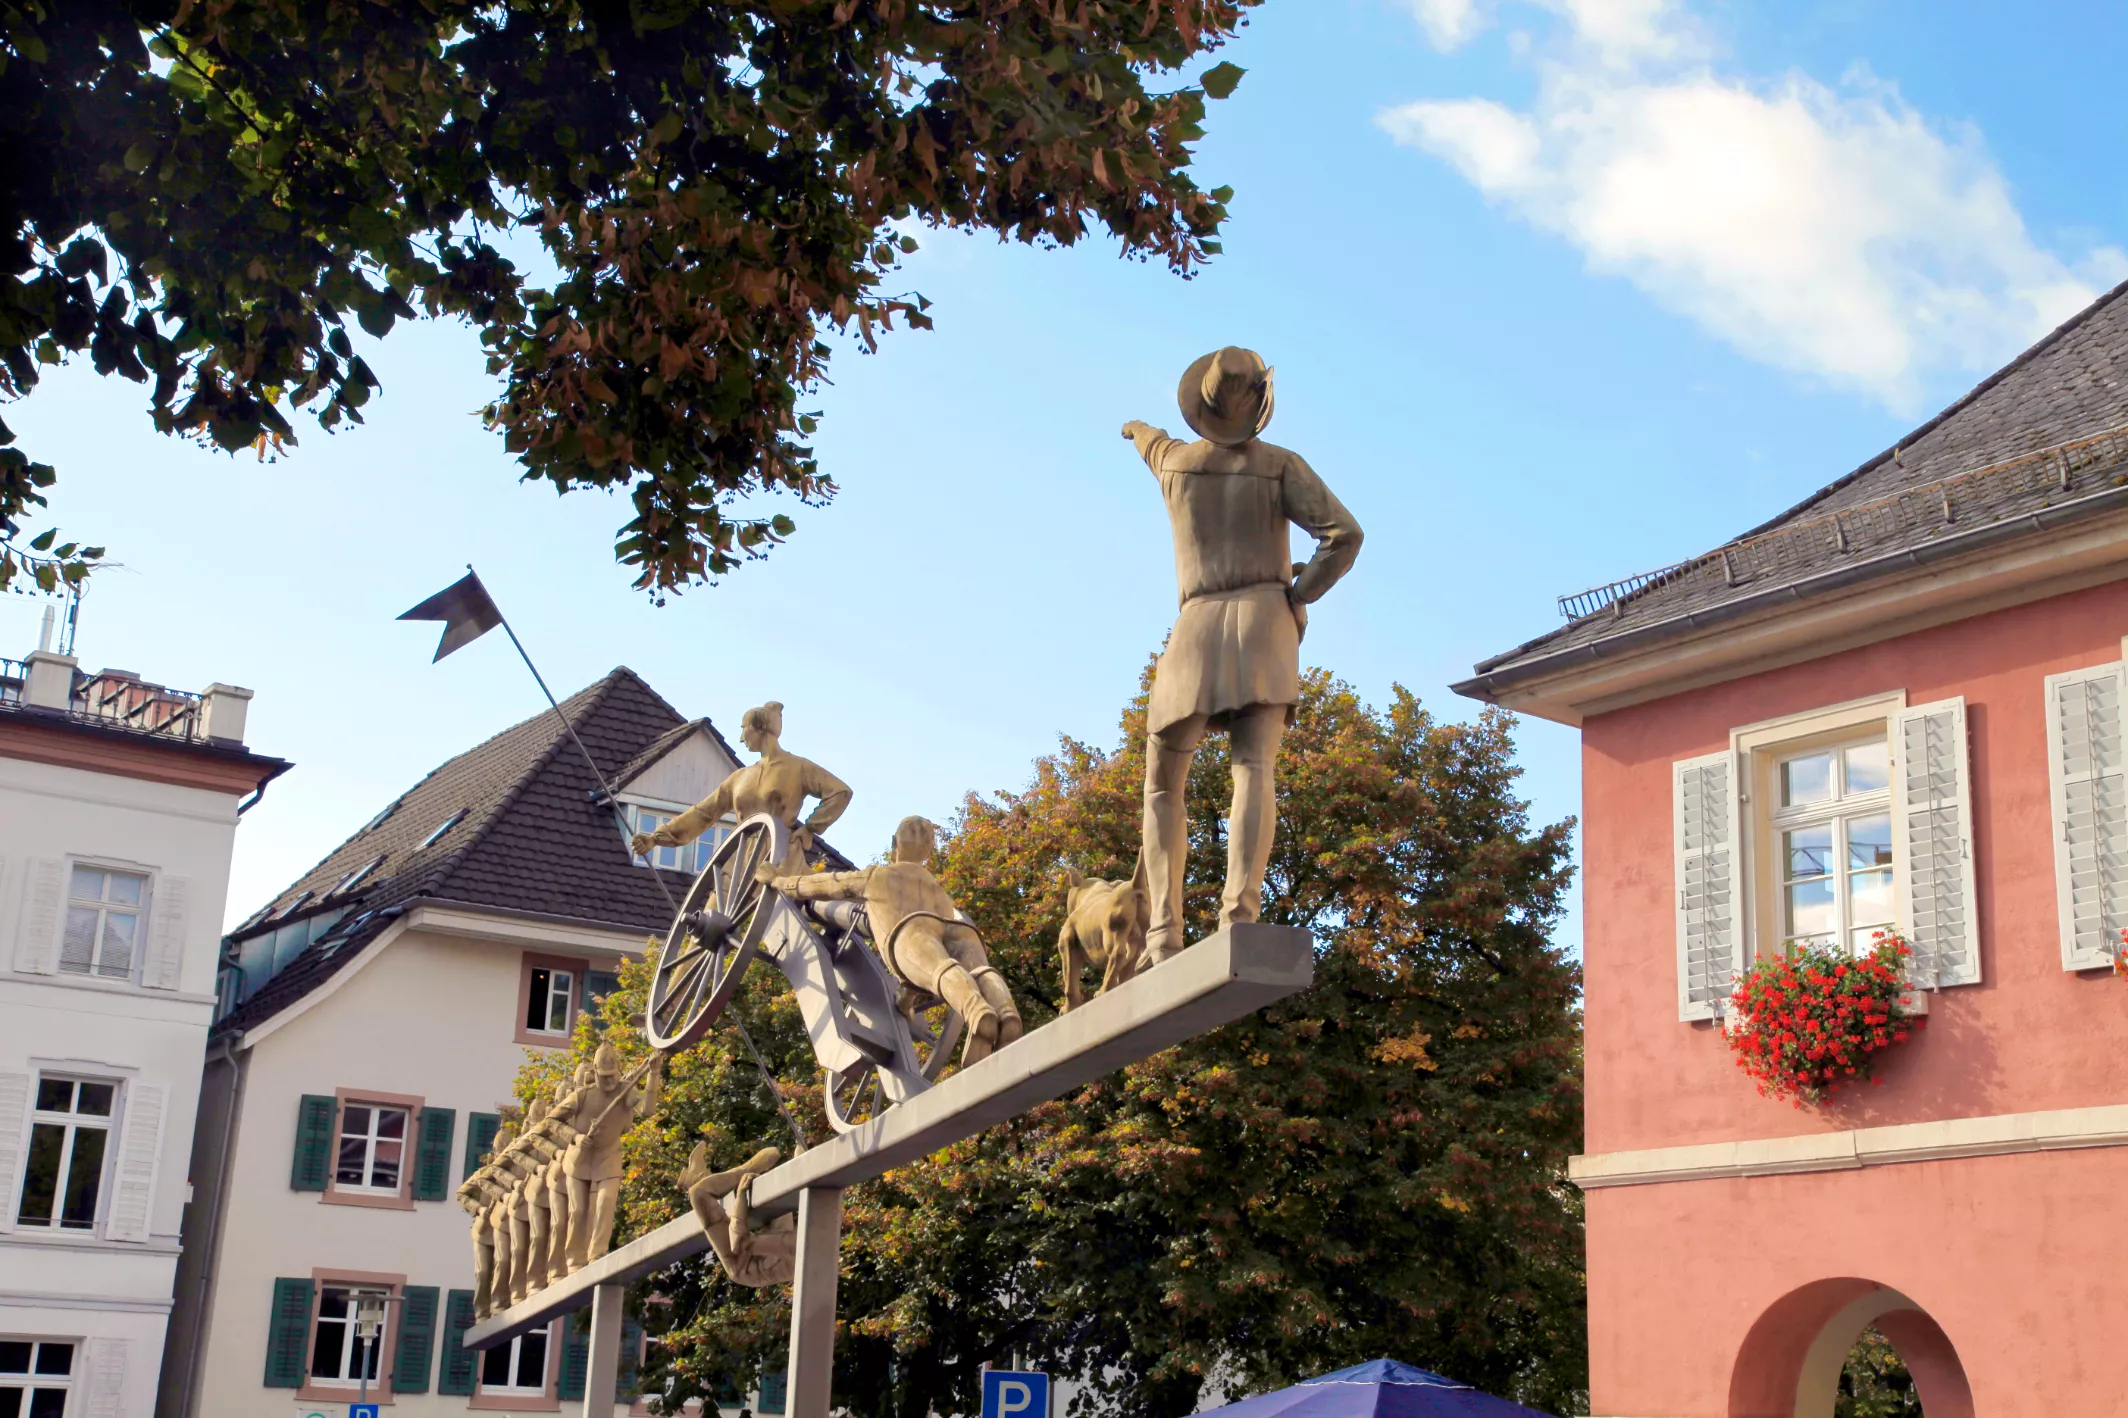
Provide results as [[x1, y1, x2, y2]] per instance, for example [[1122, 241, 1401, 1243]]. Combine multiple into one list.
[[215, 669, 808, 1037], [1461, 279, 2128, 693]]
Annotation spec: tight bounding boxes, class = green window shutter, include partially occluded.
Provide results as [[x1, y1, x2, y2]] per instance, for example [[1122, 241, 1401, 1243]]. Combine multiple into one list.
[[585, 969, 620, 1016], [463, 1111, 502, 1181], [616, 1315, 643, 1401], [759, 1368, 788, 1414], [437, 1290, 478, 1396], [263, 1277, 314, 1388], [557, 1312, 590, 1401], [413, 1107, 456, 1201], [290, 1094, 337, 1191], [390, 1284, 439, 1393]]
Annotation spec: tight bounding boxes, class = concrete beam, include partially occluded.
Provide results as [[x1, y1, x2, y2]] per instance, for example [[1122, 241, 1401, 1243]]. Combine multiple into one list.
[[467, 923, 1312, 1348]]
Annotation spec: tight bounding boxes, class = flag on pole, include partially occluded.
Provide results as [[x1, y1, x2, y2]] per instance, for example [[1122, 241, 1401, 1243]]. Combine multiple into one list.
[[397, 570, 504, 662]]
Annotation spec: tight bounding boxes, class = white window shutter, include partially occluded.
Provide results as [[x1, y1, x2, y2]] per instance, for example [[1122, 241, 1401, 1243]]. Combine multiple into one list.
[[0, 1072, 29, 1235], [1674, 752, 1741, 1020], [12, 858, 63, 975], [1891, 699, 1980, 987], [143, 875, 190, 991], [2047, 663, 2128, 970], [82, 1337, 129, 1418], [105, 1083, 164, 1243]]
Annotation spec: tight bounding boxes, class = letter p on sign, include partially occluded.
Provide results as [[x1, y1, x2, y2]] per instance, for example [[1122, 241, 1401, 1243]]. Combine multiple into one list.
[[983, 1370, 1049, 1418]]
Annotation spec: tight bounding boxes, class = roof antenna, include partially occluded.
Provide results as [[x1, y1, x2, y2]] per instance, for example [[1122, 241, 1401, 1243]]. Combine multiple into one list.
[[36, 605, 53, 653]]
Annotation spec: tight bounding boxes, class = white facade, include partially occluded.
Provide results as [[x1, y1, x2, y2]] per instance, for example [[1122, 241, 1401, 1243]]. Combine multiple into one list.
[[0, 652, 275, 1418]]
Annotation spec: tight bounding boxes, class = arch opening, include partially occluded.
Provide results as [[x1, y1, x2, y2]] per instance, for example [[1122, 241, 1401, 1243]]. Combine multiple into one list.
[[1727, 1279, 1974, 1418]]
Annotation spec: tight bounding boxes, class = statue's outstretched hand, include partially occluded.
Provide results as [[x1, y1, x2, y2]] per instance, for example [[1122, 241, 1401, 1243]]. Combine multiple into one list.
[[629, 830, 659, 859]]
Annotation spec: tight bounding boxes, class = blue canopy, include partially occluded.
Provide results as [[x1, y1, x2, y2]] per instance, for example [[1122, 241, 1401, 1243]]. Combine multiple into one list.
[[1197, 1359, 1554, 1418]]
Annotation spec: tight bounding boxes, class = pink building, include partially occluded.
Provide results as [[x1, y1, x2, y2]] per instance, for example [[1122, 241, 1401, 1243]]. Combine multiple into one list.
[[1457, 285, 2128, 1417]]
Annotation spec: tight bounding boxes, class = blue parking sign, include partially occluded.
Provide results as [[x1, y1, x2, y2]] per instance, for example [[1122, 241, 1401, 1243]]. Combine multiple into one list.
[[350, 1405, 381, 1418], [982, 1370, 1048, 1418]]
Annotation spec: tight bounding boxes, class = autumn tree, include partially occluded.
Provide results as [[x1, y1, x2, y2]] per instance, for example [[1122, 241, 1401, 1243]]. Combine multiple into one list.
[[1, 1, 1257, 592], [517, 666, 1585, 1416]]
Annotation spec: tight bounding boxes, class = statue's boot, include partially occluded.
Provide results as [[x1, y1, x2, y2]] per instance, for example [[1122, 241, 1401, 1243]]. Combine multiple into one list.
[[693, 1146, 781, 1200], [1221, 705, 1287, 928], [970, 966, 1023, 1047], [938, 967, 999, 1064], [1141, 723, 1201, 963]]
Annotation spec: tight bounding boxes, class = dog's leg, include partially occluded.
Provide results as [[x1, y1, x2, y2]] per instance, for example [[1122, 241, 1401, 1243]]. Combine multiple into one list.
[[1058, 921, 1086, 1013]]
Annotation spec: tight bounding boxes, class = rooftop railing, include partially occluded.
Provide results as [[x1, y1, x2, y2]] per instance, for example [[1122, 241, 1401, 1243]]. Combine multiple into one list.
[[69, 670, 205, 740], [0, 657, 24, 705]]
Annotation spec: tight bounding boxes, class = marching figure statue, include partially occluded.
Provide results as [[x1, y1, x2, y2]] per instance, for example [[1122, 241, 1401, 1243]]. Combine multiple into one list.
[[632, 700, 852, 878], [678, 1142, 796, 1287], [1122, 347, 1362, 964], [565, 1043, 664, 1268], [769, 816, 1023, 1065]]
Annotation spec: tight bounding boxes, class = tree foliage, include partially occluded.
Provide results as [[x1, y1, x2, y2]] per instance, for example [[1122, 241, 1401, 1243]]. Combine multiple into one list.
[[0, 0, 1257, 591], [518, 666, 1585, 1416]]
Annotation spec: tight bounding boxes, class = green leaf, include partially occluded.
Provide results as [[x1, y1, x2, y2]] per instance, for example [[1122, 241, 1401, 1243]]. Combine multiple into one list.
[[1200, 62, 1246, 100], [30, 528, 56, 551], [124, 144, 156, 173]]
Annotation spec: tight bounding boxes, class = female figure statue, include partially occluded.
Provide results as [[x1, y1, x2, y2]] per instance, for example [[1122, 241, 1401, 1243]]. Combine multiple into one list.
[[630, 700, 852, 876]]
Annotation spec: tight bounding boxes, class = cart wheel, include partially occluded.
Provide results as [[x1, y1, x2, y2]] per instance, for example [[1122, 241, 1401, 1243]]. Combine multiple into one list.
[[906, 998, 965, 1082], [644, 816, 782, 1051], [824, 1062, 885, 1133]]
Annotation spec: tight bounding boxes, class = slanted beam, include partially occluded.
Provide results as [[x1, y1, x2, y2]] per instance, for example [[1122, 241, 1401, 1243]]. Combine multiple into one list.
[[468, 923, 1312, 1348]]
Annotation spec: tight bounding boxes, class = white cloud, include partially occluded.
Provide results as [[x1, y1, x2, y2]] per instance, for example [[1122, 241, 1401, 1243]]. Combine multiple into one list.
[[1379, 2, 2126, 409], [1407, 0, 1488, 51]]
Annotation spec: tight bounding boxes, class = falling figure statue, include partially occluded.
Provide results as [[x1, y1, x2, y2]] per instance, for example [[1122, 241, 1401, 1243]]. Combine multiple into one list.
[[631, 700, 852, 879], [769, 815, 1022, 1065], [677, 1142, 795, 1287], [1122, 347, 1363, 963]]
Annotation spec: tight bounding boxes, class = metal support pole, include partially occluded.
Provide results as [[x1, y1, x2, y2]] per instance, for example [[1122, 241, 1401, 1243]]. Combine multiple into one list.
[[583, 1282, 627, 1411], [786, 1186, 844, 1418]]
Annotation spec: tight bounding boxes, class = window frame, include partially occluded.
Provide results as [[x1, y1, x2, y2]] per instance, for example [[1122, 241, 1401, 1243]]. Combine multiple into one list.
[[321, 1089, 422, 1211], [58, 861, 153, 983], [515, 954, 591, 1048], [0, 1335, 78, 1416], [296, 1268, 405, 1404], [618, 798, 728, 875], [1765, 736, 1895, 956], [470, 1319, 561, 1412], [13, 1073, 121, 1235]]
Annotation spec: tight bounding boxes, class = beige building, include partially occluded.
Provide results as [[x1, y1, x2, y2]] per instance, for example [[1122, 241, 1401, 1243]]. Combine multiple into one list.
[[1, 638, 284, 1418], [158, 668, 788, 1418]]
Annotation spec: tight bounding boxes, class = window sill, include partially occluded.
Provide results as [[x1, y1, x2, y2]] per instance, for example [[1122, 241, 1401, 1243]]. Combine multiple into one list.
[[471, 1390, 560, 1411], [297, 1380, 395, 1405], [0, 1226, 178, 1254], [513, 1028, 576, 1050], [321, 1187, 417, 1212]]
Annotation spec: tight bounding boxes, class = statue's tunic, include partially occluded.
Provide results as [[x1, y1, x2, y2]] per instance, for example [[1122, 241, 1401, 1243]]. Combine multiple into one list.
[[1135, 432, 1363, 735]]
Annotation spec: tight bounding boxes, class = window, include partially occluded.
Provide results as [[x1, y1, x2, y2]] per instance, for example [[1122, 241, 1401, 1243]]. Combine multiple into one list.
[[626, 805, 721, 873], [275, 891, 314, 922], [60, 866, 147, 979], [334, 1103, 408, 1194], [329, 857, 385, 898], [0, 1338, 74, 1418], [526, 966, 575, 1036], [1770, 737, 1893, 955], [480, 1325, 551, 1397], [16, 1077, 115, 1231], [308, 1284, 388, 1387], [420, 809, 469, 848]]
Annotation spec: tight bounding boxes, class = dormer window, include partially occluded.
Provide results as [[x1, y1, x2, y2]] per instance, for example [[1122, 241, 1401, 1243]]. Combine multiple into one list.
[[275, 891, 314, 922], [328, 856, 385, 898], [622, 803, 721, 874], [419, 808, 469, 848]]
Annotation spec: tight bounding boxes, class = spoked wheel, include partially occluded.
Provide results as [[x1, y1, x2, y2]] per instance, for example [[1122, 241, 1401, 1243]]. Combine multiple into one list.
[[644, 816, 784, 1051], [905, 996, 965, 1082], [824, 1062, 885, 1133]]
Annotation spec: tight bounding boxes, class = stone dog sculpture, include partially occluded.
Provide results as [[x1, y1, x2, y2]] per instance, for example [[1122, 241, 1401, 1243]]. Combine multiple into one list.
[[1122, 347, 1362, 963], [1056, 859, 1149, 1012]]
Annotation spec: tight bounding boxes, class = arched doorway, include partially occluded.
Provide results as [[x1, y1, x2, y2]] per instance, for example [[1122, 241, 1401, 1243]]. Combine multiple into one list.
[[1727, 1279, 1974, 1418]]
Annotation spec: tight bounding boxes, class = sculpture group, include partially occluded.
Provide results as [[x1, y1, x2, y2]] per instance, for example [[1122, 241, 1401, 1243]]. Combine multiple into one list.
[[462, 347, 1360, 1300]]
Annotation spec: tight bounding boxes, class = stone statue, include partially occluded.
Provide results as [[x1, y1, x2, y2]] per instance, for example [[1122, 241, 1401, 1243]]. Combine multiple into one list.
[[1056, 860, 1150, 1012], [534, 1075, 585, 1289], [459, 1170, 507, 1319], [632, 700, 853, 878], [565, 1042, 664, 1268], [677, 1142, 795, 1287], [769, 815, 1022, 1065], [1122, 348, 1362, 963]]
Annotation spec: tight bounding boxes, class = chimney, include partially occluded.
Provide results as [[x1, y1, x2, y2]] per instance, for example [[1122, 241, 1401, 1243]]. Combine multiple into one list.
[[22, 651, 77, 710], [202, 684, 253, 744]]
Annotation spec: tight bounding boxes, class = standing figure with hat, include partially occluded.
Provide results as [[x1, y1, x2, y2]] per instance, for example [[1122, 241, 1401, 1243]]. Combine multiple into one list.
[[1122, 347, 1363, 964], [564, 1042, 664, 1268]]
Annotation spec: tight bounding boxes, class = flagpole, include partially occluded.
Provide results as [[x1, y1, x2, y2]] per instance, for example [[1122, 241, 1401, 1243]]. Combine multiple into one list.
[[465, 566, 811, 1154]]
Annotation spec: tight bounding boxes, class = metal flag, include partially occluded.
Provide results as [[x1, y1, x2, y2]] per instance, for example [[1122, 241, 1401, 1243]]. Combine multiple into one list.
[[397, 570, 504, 662]]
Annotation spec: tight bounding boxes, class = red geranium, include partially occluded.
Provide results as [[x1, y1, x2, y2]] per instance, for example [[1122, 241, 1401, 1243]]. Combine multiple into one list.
[[1725, 931, 1921, 1107]]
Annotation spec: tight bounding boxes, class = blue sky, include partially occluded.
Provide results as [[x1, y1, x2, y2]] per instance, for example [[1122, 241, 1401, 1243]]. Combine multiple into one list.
[[10, 0, 2128, 944]]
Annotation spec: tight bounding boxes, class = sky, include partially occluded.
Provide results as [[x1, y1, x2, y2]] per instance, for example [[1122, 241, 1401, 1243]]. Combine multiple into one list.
[[10, 0, 2128, 945]]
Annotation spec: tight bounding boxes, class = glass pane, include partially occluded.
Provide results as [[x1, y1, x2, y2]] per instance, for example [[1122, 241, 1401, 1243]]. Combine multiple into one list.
[[0, 1340, 28, 1372], [75, 1083, 114, 1117], [0, 1387, 20, 1418], [69, 865, 104, 902], [370, 1137, 402, 1190], [1784, 825, 1833, 881], [1844, 740, 1890, 795], [336, 1133, 370, 1187], [547, 975, 573, 1033], [107, 873, 144, 907], [18, 1122, 64, 1225], [1781, 751, 1834, 806], [97, 910, 137, 978], [482, 1343, 514, 1385], [62, 1125, 106, 1228], [343, 1104, 371, 1137], [31, 1344, 70, 1376], [516, 1328, 549, 1387], [312, 1315, 348, 1380], [527, 969, 551, 1031], [376, 1108, 405, 1140], [28, 1392, 65, 1418], [1848, 813, 1893, 870], [60, 907, 98, 974], [1850, 869, 1894, 927], [1785, 877, 1837, 944], [35, 1079, 73, 1113]]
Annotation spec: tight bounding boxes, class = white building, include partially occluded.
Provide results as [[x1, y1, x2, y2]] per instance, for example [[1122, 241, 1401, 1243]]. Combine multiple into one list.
[[0, 641, 285, 1418], [159, 668, 799, 1418]]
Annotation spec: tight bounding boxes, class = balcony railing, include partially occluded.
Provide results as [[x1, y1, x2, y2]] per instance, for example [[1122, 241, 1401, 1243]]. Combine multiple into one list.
[[0, 656, 23, 705], [69, 671, 205, 741]]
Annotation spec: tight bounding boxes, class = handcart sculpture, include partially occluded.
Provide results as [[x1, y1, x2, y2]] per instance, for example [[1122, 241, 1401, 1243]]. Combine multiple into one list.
[[643, 813, 964, 1133]]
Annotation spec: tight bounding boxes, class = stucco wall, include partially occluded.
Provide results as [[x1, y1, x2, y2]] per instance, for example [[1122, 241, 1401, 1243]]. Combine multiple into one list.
[[1581, 578, 2128, 1157]]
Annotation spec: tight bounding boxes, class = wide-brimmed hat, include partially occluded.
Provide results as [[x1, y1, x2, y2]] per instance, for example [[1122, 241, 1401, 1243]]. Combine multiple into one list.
[[1178, 346, 1275, 446]]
